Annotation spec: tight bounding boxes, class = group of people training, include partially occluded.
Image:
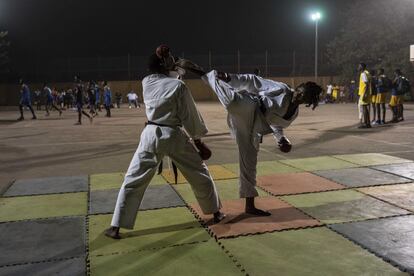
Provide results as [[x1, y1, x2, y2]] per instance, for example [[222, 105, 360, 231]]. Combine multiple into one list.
[[357, 63, 411, 128], [104, 45, 323, 239], [17, 77, 119, 124]]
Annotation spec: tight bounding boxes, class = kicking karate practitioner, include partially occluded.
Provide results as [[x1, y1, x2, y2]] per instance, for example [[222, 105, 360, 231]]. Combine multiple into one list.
[[44, 83, 62, 117], [17, 79, 37, 121], [105, 49, 224, 239], [179, 60, 322, 215]]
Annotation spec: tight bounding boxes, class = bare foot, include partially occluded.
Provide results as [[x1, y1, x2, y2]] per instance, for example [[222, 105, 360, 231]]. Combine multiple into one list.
[[245, 197, 271, 216], [104, 226, 121, 239], [213, 211, 226, 223]]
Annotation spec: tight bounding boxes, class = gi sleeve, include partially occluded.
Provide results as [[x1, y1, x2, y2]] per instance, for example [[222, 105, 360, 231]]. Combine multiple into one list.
[[228, 74, 262, 93], [177, 83, 208, 139]]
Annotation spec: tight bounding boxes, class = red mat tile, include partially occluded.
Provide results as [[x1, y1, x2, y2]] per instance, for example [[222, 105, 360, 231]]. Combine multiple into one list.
[[257, 172, 345, 196], [191, 197, 321, 238]]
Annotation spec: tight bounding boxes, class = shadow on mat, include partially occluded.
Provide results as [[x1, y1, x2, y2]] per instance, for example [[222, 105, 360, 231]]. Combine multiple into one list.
[[203, 206, 312, 226]]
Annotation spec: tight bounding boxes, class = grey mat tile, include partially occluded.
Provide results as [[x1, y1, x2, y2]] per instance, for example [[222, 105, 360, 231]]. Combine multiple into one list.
[[315, 167, 411, 188], [330, 215, 414, 274], [89, 185, 185, 215], [0, 257, 85, 276], [4, 176, 88, 197], [0, 217, 86, 267], [373, 163, 414, 180]]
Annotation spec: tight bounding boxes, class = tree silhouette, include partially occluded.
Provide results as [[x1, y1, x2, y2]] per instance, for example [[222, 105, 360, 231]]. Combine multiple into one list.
[[327, 0, 414, 80]]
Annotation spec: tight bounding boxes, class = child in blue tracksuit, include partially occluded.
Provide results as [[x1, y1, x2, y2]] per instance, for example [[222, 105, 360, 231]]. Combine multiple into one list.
[[17, 79, 37, 120], [103, 81, 112, 117], [44, 83, 62, 116]]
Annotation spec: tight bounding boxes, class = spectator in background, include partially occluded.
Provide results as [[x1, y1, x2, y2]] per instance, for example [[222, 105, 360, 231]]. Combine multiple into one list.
[[332, 83, 339, 102], [326, 84, 333, 103], [390, 69, 410, 123], [115, 92, 122, 108], [74, 76, 93, 125], [348, 80, 356, 102], [34, 90, 42, 110], [44, 84, 62, 117], [375, 68, 389, 125], [103, 81, 112, 117], [17, 79, 37, 121], [94, 81, 101, 112], [127, 90, 139, 108], [370, 70, 378, 125], [358, 63, 372, 128]]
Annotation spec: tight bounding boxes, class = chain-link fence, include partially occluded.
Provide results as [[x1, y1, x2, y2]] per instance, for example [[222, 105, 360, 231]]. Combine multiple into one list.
[[2, 50, 335, 83]]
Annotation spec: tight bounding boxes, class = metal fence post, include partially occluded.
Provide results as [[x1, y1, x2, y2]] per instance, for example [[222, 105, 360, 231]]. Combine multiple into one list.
[[265, 50, 268, 77], [127, 53, 131, 80]]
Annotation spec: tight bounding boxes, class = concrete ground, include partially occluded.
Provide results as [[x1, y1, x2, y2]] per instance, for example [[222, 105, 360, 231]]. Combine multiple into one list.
[[1, 102, 413, 192]]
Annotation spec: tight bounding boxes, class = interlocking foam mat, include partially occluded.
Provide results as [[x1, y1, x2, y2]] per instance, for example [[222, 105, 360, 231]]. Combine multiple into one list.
[[373, 163, 414, 180], [173, 178, 267, 204], [0, 217, 85, 267], [330, 215, 414, 274], [0, 192, 87, 222], [0, 257, 86, 276], [333, 153, 412, 166], [280, 156, 358, 171], [4, 176, 88, 196], [257, 172, 345, 195], [90, 241, 241, 276], [1, 153, 413, 275], [358, 183, 414, 212], [161, 165, 237, 184], [90, 173, 166, 190], [223, 160, 303, 176], [191, 197, 320, 238], [221, 227, 406, 276], [89, 185, 185, 214], [88, 208, 210, 256], [315, 167, 411, 188], [282, 190, 410, 224]]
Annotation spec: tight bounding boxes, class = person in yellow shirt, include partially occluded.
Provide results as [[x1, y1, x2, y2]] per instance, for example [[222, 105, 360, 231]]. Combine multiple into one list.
[[358, 63, 371, 128], [332, 84, 339, 102]]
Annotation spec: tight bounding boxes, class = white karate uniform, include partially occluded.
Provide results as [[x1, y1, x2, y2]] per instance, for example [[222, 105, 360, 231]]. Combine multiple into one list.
[[202, 70, 297, 198], [111, 74, 221, 229]]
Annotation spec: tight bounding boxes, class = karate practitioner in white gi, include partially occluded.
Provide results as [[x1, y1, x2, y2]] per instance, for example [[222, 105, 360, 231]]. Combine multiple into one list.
[[105, 49, 224, 239], [178, 60, 322, 215]]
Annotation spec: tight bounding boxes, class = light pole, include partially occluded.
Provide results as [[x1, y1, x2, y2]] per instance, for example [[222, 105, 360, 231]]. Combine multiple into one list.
[[311, 12, 321, 82]]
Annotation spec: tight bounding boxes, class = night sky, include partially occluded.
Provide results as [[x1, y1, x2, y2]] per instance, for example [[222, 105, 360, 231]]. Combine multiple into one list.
[[0, 0, 353, 60]]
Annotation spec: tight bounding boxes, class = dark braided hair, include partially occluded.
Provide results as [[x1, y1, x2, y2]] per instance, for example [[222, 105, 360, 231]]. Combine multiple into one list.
[[296, 82, 323, 110]]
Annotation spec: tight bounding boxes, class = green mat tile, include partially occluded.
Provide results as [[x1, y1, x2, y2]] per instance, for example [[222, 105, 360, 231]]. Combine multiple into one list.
[[89, 207, 210, 256], [281, 190, 409, 224], [90, 241, 241, 276], [280, 156, 358, 172], [221, 227, 406, 276], [334, 153, 412, 166], [223, 161, 303, 176], [90, 173, 167, 190], [0, 193, 87, 222], [173, 179, 268, 204]]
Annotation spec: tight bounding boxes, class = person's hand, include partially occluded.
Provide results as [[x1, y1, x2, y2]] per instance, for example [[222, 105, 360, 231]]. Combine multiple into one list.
[[194, 139, 212, 160], [217, 72, 231, 82], [278, 136, 292, 153]]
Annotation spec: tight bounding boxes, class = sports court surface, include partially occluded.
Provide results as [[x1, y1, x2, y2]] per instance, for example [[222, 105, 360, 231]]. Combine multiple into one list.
[[1, 103, 414, 275]]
